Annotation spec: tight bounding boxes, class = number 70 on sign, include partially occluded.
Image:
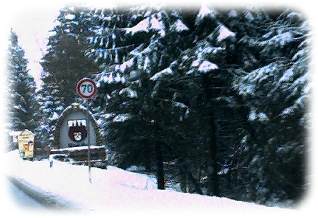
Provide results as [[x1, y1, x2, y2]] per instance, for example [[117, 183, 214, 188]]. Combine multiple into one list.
[[76, 78, 97, 99]]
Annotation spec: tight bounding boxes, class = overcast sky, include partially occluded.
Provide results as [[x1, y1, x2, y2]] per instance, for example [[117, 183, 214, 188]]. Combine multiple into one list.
[[11, 8, 60, 88], [8, 0, 116, 89]]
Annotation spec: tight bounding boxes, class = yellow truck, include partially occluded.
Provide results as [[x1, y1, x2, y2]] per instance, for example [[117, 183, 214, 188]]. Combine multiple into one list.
[[18, 129, 35, 160]]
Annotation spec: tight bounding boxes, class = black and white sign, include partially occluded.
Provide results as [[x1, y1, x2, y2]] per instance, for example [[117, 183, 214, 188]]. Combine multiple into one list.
[[68, 119, 88, 142], [76, 78, 97, 99]]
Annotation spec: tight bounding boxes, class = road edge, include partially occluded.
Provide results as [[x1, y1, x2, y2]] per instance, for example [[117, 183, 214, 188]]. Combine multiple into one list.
[[8, 177, 78, 210]]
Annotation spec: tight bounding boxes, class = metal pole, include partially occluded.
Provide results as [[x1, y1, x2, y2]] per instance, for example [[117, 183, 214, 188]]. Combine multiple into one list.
[[86, 113, 92, 184], [88, 143, 92, 183]]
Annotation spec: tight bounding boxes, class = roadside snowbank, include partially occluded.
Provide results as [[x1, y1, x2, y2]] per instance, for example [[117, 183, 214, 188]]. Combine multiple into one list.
[[3, 150, 290, 212]]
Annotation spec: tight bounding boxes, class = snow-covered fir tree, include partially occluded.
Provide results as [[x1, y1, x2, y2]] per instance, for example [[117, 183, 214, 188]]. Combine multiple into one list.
[[35, 81, 65, 147], [38, 6, 99, 146], [7, 30, 39, 149], [232, 10, 309, 204], [86, 7, 197, 189], [84, 6, 309, 205], [41, 6, 98, 106]]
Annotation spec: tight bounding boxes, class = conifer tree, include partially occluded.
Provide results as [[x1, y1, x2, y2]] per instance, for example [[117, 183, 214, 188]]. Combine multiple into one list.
[[232, 10, 309, 203], [85, 6, 308, 205], [87, 7, 193, 189], [8, 30, 39, 134], [38, 6, 98, 146]]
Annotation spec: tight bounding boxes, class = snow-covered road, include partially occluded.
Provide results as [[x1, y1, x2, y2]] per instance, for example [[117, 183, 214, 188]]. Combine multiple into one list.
[[8, 180, 43, 208], [8, 177, 76, 209]]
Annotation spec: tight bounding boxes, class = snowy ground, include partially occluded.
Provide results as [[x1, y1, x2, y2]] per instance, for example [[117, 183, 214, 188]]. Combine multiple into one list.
[[3, 150, 293, 213]]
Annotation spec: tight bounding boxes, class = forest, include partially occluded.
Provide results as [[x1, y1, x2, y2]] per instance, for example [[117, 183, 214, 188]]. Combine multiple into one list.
[[7, 5, 309, 206]]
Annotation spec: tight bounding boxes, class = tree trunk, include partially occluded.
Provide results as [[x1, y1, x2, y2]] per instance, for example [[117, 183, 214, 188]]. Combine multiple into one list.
[[155, 142, 165, 189], [202, 74, 219, 197], [207, 110, 220, 197], [151, 118, 165, 190], [144, 140, 152, 172]]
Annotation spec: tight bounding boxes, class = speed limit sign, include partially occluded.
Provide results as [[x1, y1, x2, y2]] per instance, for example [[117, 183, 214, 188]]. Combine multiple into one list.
[[76, 78, 97, 99]]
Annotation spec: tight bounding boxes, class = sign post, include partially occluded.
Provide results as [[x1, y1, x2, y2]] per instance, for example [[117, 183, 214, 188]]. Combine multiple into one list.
[[76, 78, 97, 183]]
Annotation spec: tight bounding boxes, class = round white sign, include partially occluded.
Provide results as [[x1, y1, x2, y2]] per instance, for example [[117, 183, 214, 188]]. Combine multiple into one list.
[[76, 78, 97, 99]]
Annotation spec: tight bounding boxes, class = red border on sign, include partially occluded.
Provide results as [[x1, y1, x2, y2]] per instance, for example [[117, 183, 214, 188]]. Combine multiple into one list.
[[76, 78, 97, 99]]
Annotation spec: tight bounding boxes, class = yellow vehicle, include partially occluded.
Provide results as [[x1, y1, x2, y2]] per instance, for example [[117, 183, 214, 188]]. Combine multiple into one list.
[[18, 129, 35, 160]]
